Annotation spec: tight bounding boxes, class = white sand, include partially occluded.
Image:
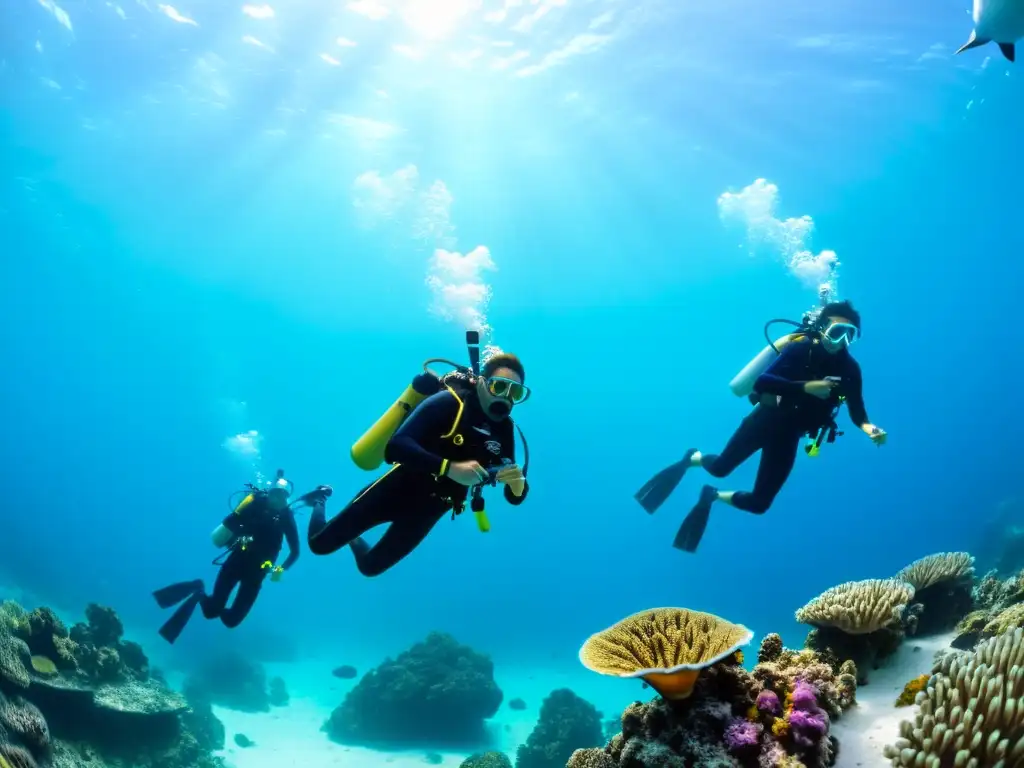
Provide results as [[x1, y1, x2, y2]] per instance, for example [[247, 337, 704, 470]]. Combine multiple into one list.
[[832, 632, 955, 768], [210, 660, 552, 768]]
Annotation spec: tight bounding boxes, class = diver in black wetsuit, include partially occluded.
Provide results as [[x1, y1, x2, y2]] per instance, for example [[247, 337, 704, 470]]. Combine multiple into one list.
[[308, 352, 530, 576], [153, 471, 330, 643], [636, 301, 887, 553]]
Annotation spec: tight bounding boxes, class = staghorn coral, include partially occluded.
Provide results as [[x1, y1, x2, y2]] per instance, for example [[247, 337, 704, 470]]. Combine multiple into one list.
[[896, 552, 976, 635], [883, 625, 1024, 768], [515, 689, 602, 768], [796, 579, 915, 635], [577, 607, 753, 700]]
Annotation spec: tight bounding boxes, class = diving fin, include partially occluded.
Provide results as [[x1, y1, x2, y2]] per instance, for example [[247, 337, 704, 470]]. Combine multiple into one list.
[[955, 31, 989, 55], [158, 592, 202, 645], [634, 449, 697, 514], [153, 579, 203, 609], [999, 42, 1016, 61], [672, 485, 717, 553]]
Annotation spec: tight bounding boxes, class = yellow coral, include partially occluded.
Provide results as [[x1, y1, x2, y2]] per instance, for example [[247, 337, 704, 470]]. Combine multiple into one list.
[[894, 674, 929, 707], [772, 717, 790, 737], [578, 607, 753, 700], [734, 650, 744, 665], [746, 704, 759, 722], [30, 655, 57, 677]]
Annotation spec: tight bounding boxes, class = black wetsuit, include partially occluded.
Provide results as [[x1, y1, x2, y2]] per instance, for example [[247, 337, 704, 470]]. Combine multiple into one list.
[[308, 387, 529, 576], [203, 497, 300, 627], [700, 338, 869, 513]]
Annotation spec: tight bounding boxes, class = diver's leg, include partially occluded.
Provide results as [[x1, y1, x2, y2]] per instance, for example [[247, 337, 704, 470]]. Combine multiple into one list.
[[307, 467, 411, 555], [699, 406, 772, 478], [199, 556, 241, 619], [723, 427, 801, 514], [351, 500, 450, 577], [219, 569, 264, 628]]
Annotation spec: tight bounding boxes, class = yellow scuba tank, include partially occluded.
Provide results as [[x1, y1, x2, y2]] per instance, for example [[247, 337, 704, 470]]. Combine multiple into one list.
[[351, 374, 442, 470], [350, 331, 484, 471]]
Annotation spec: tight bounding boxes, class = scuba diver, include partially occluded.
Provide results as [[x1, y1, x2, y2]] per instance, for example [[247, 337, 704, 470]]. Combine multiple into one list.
[[635, 299, 887, 553], [152, 470, 332, 643], [308, 331, 530, 576]]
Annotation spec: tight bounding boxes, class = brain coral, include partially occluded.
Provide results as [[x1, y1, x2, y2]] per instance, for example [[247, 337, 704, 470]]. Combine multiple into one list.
[[796, 579, 915, 635], [578, 607, 753, 700]]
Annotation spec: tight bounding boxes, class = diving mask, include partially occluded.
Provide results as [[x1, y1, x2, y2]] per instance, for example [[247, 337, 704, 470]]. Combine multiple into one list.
[[485, 376, 531, 405], [823, 322, 858, 347]]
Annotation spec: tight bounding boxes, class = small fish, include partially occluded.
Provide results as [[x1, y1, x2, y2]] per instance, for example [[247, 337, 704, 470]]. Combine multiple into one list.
[[956, 0, 1024, 62], [332, 664, 358, 680]]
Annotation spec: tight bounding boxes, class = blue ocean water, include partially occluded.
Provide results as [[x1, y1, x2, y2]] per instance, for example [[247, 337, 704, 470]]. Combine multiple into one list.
[[2, 0, 1023, 763]]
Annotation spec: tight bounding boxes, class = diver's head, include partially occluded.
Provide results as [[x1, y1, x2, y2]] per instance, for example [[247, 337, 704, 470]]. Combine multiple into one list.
[[266, 475, 292, 510], [818, 300, 861, 354], [476, 352, 529, 420]]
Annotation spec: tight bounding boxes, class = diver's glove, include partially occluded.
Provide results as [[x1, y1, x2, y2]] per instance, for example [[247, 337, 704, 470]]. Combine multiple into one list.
[[496, 465, 526, 497], [297, 485, 333, 507]]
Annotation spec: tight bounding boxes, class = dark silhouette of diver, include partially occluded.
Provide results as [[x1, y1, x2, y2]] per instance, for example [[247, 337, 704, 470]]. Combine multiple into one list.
[[153, 470, 331, 643], [308, 349, 531, 576], [636, 300, 887, 552]]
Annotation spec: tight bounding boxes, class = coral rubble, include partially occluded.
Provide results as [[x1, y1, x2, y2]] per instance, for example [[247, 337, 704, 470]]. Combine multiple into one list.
[[323, 631, 503, 747]]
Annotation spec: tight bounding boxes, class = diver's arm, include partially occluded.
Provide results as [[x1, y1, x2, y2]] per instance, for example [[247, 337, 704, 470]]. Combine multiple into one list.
[[843, 358, 871, 429], [279, 511, 300, 570], [754, 341, 812, 396], [499, 420, 528, 505], [384, 391, 461, 476]]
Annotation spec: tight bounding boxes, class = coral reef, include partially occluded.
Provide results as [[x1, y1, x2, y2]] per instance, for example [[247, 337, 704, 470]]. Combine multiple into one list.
[[884, 626, 1024, 767], [461, 753, 513, 768], [894, 674, 928, 707], [268, 676, 288, 707], [323, 631, 503, 748], [0, 600, 224, 768], [796, 579, 916, 683], [896, 552, 975, 635], [571, 615, 855, 768], [183, 651, 270, 712], [515, 689, 602, 768], [951, 567, 1024, 650], [578, 608, 753, 700]]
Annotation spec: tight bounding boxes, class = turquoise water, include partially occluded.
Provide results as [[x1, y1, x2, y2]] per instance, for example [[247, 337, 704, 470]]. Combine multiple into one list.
[[2, 0, 1023, 763]]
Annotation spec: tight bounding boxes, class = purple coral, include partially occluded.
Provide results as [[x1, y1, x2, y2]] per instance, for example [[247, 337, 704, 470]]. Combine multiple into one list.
[[787, 680, 829, 748], [724, 718, 762, 754], [756, 689, 781, 715], [790, 680, 818, 710]]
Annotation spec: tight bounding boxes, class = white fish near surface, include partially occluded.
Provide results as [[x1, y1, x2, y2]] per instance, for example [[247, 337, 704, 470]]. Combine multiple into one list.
[[956, 0, 1024, 61]]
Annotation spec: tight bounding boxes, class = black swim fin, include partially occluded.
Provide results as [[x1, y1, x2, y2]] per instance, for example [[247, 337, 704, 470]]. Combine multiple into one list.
[[158, 592, 202, 645], [672, 485, 718, 553], [153, 579, 203, 609], [999, 42, 1016, 62], [635, 449, 697, 514]]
